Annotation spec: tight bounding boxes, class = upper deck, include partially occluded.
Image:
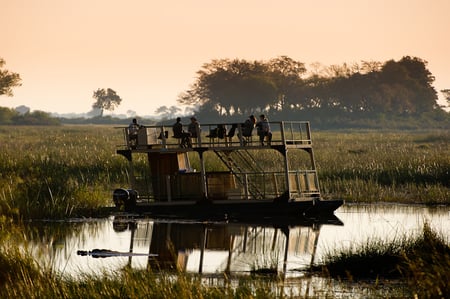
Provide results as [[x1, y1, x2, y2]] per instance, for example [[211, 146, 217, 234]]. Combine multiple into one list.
[[117, 121, 313, 153]]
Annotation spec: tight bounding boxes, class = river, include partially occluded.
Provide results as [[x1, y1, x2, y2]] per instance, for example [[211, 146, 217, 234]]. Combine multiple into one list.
[[26, 203, 449, 297]]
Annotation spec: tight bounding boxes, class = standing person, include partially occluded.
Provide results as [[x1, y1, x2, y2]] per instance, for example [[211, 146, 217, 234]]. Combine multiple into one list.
[[172, 117, 191, 148], [128, 118, 142, 148], [256, 114, 272, 146]]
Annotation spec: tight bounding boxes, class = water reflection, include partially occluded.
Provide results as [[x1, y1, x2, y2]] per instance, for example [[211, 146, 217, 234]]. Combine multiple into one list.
[[108, 215, 342, 276], [26, 204, 449, 279]]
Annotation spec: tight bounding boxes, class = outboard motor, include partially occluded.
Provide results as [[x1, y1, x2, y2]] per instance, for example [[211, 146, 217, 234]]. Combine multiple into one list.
[[113, 188, 138, 209]]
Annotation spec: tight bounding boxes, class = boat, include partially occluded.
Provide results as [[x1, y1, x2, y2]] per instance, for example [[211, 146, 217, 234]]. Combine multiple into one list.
[[113, 120, 343, 220]]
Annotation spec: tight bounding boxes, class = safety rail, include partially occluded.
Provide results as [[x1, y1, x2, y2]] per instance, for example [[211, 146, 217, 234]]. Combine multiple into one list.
[[134, 169, 319, 202], [117, 121, 312, 150]]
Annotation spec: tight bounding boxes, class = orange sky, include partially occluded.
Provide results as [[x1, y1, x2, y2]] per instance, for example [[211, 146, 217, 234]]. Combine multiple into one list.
[[1, 0, 449, 116]]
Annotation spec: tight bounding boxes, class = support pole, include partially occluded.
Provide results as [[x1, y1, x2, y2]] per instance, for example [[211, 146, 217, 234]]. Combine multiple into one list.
[[198, 150, 208, 199]]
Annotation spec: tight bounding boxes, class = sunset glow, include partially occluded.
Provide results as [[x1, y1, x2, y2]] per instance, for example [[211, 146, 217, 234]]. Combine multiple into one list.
[[2, 0, 449, 116]]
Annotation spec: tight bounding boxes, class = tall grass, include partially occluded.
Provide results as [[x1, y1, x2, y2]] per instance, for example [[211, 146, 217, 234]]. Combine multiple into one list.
[[312, 222, 450, 298], [0, 126, 129, 218], [314, 130, 449, 204], [1, 126, 449, 219]]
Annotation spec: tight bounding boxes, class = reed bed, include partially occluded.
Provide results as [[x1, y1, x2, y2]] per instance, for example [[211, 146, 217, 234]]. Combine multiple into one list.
[[0, 126, 448, 219], [312, 222, 450, 298], [0, 126, 130, 218], [314, 130, 449, 204]]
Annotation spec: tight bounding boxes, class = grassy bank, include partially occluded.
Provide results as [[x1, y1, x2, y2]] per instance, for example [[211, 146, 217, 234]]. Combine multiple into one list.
[[0, 126, 448, 219], [312, 223, 450, 298], [0, 126, 127, 218]]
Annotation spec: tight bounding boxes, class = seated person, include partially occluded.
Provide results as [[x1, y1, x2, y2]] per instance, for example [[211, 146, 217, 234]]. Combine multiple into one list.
[[242, 115, 256, 137], [238, 115, 256, 145], [172, 117, 191, 147], [188, 116, 200, 138], [128, 118, 142, 148], [256, 114, 272, 146]]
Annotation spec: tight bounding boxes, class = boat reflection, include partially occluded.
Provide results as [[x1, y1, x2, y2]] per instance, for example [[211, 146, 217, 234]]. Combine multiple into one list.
[[109, 215, 343, 277]]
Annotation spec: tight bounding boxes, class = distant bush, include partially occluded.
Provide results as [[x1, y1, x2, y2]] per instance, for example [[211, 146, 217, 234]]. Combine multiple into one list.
[[0, 107, 60, 125]]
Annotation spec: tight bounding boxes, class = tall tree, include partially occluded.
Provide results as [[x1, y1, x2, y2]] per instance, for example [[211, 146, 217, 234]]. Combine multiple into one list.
[[397, 56, 437, 112], [0, 58, 22, 97], [179, 58, 279, 116], [267, 56, 306, 111], [92, 88, 122, 117]]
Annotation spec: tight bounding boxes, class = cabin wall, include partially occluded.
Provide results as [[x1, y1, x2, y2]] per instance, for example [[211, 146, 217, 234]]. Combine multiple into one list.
[[148, 152, 192, 200], [147, 153, 237, 201]]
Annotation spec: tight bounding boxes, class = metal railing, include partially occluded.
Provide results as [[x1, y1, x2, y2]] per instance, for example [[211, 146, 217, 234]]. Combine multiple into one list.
[[117, 121, 312, 150]]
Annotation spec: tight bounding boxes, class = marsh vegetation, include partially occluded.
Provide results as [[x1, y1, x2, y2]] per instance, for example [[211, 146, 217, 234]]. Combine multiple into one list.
[[0, 125, 449, 298], [312, 222, 449, 298], [1, 125, 447, 218]]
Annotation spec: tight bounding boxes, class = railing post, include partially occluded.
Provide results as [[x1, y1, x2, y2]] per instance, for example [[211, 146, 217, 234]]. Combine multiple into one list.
[[281, 122, 292, 200], [244, 174, 249, 199], [166, 175, 171, 202], [159, 126, 167, 148]]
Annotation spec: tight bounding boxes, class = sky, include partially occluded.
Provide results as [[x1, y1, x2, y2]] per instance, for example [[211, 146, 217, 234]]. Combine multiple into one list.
[[1, 0, 450, 117]]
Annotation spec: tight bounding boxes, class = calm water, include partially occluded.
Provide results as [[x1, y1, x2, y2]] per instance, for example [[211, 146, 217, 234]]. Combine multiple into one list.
[[26, 204, 449, 296]]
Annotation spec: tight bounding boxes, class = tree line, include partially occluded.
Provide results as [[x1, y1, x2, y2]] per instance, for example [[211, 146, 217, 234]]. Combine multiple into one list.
[[177, 56, 448, 128]]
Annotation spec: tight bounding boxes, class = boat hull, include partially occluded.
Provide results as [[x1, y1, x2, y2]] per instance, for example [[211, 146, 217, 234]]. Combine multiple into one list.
[[119, 198, 343, 221]]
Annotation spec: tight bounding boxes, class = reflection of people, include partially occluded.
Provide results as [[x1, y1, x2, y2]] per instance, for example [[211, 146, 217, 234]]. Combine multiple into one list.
[[172, 117, 191, 148], [128, 118, 142, 148], [256, 114, 272, 146]]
